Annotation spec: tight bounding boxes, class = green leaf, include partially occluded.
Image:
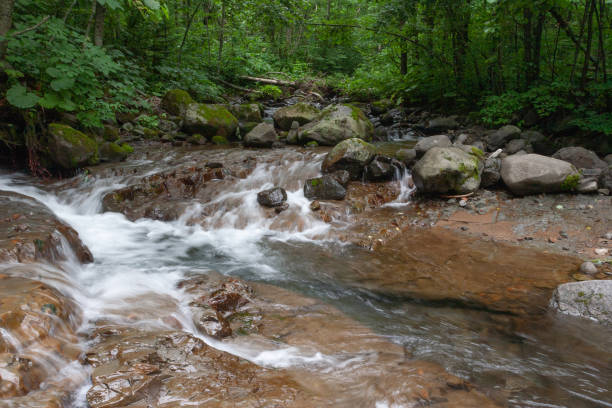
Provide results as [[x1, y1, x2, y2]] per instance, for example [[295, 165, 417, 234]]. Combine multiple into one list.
[[142, 0, 160, 10], [50, 77, 75, 91], [6, 84, 40, 109], [46, 67, 62, 78], [58, 97, 77, 111], [39, 92, 62, 109]]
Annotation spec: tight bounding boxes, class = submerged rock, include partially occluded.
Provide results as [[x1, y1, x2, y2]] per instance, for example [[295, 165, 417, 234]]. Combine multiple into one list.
[[244, 123, 277, 148], [550, 280, 612, 325], [412, 147, 483, 195], [321, 138, 376, 180], [304, 175, 346, 201], [46, 123, 99, 169], [257, 187, 287, 207], [299, 104, 374, 146], [501, 154, 579, 196], [273, 102, 320, 131]]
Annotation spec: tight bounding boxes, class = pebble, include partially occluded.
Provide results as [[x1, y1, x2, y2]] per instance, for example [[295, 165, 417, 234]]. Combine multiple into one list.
[[604, 232, 612, 240], [580, 261, 598, 275], [459, 199, 467, 207], [594, 248, 609, 256], [559, 231, 568, 238]]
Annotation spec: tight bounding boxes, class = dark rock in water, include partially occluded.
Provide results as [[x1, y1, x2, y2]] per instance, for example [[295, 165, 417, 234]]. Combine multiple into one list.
[[364, 155, 404, 181], [244, 123, 277, 148], [206, 162, 223, 169], [330, 170, 350, 187], [304, 175, 346, 200], [321, 138, 376, 180], [481, 157, 501, 188], [257, 187, 287, 207], [274, 202, 290, 213], [414, 135, 452, 158], [552, 146, 608, 170], [46, 123, 99, 169], [486, 125, 521, 150], [310, 200, 321, 211]]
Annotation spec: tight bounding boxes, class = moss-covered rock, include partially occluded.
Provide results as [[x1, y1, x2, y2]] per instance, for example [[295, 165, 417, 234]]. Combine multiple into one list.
[[46, 123, 99, 169], [211, 135, 229, 145], [321, 138, 376, 180], [102, 125, 120, 142], [412, 147, 484, 195], [273, 103, 320, 131], [239, 121, 259, 136], [182, 103, 238, 139], [99, 142, 133, 163], [244, 123, 277, 148], [299, 104, 374, 146], [161, 89, 195, 116], [188, 134, 207, 145], [371, 99, 394, 115], [229, 104, 263, 123]]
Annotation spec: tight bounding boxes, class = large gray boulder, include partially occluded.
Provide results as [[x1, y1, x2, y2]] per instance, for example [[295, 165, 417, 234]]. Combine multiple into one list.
[[273, 103, 320, 131], [46, 123, 99, 169], [244, 123, 277, 148], [412, 147, 483, 195], [414, 135, 452, 158], [552, 147, 608, 170], [486, 125, 521, 150], [299, 104, 374, 146], [321, 138, 376, 180], [182, 103, 238, 138], [550, 280, 612, 325], [303, 175, 346, 201], [501, 154, 579, 196]]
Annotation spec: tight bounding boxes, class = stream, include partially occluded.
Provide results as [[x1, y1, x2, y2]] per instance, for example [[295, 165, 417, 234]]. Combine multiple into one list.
[[0, 147, 611, 407]]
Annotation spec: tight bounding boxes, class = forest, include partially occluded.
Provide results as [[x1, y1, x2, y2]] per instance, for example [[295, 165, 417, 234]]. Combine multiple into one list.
[[0, 0, 611, 153]]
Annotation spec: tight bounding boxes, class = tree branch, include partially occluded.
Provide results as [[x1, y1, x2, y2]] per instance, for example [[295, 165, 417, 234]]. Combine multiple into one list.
[[549, 7, 598, 65], [10, 15, 50, 37]]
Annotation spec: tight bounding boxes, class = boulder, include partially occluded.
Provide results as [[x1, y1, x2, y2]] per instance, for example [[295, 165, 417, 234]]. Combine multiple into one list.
[[286, 121, 300, 145], [243, 123, 277, 148], [99, 142, 133, 163], [552, 146, 608, 170], [229, 103, 262, 123], [412, 147, 483, 195], [521, 130, 546, 144], [273, 103, 320, 131], [304, 175, 346, 201], [257, 187, 287, 208], [550, 280, 612, 325], [504, 138, 528, 155], [598, 168, 612, 193], [395, 148, 417, 166], [364, 155, 403, 181], [414, 135, 452, 158], [486, 125, 521, 150], [182, 103, 238, 139], [46, 123, 99, 169], [605, 154, 612, 165], [161, 89, 194, 116], [321, 138, 376, 180], [426, 116, 459, 133], [501, 154, 579, 196], [481, 157, 501, 188], [299, 104, 374, 146]]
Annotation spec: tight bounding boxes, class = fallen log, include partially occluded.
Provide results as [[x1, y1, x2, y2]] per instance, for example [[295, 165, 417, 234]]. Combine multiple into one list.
[[240, 76, 296, 87]]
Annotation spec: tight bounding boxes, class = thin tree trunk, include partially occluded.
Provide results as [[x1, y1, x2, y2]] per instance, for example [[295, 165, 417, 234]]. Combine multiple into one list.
[[93, 2, 106, 47], [84, 0, 97, 42], [327, 0, 331, 19], [0, 0, 15, 60], [580, 0, 596, 89], [178, 1, 203, 66], [217, 0, 226, 74]]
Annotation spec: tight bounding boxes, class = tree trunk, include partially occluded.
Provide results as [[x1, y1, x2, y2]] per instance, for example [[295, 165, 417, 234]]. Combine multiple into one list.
[[217, 0, 226, 74], [84, 0, 97, 42], [93, 1, 106, 47], [580, 0, 596, 89], [0, 0, 15, 60], [400, 47, 408, 76], [523, 8, 545, 87]]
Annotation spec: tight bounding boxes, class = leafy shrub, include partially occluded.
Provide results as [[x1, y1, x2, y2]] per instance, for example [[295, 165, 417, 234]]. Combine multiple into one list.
[[257, 85, 282, 100]]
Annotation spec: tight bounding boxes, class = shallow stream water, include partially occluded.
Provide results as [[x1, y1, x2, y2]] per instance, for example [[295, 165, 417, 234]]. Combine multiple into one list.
[[0, 149, 611, 407]]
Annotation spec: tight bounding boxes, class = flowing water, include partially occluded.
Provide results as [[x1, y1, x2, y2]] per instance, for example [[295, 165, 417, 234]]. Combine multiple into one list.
[[0, 148, 611, 407]]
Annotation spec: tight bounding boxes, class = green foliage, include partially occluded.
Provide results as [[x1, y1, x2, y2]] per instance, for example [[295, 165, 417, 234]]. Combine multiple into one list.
[[256, 85, 283, 100], [561, 174, 580, 191], [136, 114, 159, 129]]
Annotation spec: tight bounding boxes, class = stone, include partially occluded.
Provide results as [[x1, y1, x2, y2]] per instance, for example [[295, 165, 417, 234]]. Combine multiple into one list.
[[182, 103, 238, 139], [321, 138, 376, 180], [552, 147, 608, 170], [604, 154, 612, 165], [504, 139, 528, 155], [299, 104, 374, 146], [521, 130, 546, 144], [303, 175, 346, 201], [395, 148, 417, 166], [580, 262, 598, 275], [604, 232, 612, 240], [286, 121, 300, 144], [481, 157, 501, 188], [161, 89, 194, 116], [412, 147, 483, 195], [414, 135, 452, 158], [550, 280, 612, 325], [46, 123, 99, 169], [256, 187, 287, 208], [243, 123, 277, 148], [229, 103, 262, 123], [99, 142, 133, 163], [364, 155, 403, 181], [310, 200, 321, 211], [500, 154, 580, 196], [597, 167, 612, 191], [577, 178, 598, 194], [273, 103, 320, 131], [330, 169, 350, 187], [486, 125, 521, 150], [426, 116, 459, 133], [454, 133, 469, 145], [370, 99, 394, 115]]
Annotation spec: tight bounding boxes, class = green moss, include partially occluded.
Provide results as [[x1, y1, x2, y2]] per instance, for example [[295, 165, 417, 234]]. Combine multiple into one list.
[[162, 89, 194, 115], [212, 135, 229, 145], [305, 141, 319, 147], [470, 146, 485, 159], [121, 143, 134, 154], [310, 178, 322, 187], [346, 104, 367, 122], [561, 173, 580, 191]]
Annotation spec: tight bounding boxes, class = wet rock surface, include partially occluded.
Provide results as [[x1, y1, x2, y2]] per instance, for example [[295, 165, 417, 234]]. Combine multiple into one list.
[[0, 191, 93, 264], [550, 280, 612, 325]]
